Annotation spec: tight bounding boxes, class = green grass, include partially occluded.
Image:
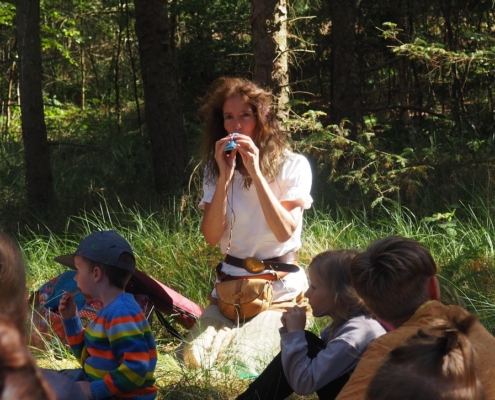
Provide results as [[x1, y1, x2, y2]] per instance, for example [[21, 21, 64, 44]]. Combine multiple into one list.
[[18, 199, 495, 399]]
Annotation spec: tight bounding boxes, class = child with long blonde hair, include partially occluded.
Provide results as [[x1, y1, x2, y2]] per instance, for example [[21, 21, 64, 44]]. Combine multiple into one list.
[[237, 249, 386, 400]]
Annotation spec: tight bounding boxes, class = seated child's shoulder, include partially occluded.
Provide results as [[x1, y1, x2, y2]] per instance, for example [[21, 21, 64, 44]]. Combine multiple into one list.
[[335, 315, 386, 345], [343, 315, 386, 332], [105, 293, 146, 317]]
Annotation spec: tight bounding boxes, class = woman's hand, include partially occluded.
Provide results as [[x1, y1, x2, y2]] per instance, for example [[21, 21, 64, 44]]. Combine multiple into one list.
[[59, 293, 78, 320], [214, 134, 238, 183], [282, 305, 307, 333], [201, 134, 239, 245], [231, 133, 261, 178]]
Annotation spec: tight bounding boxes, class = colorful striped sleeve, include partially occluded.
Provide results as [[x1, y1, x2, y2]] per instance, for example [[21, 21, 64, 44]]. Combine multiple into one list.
[[63, 315, 89, 366]]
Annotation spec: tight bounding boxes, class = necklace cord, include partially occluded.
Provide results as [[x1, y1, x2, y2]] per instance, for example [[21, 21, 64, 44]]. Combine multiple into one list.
[[225, 173, 235, 255]]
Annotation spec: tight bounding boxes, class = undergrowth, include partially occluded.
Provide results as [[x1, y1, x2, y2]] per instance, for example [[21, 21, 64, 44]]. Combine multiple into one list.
[[17, 199, 495, 399]]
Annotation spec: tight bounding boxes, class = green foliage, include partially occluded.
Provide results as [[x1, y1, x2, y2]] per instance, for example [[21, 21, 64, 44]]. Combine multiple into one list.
[[381, 22, 495, 72], [290, 111, 430, 209], [422, 210, 458, 237], [0, 3, 15, 26], [440, 254, 495, 333], [377, 17, 495, 143], [171, 0, 252, 118]]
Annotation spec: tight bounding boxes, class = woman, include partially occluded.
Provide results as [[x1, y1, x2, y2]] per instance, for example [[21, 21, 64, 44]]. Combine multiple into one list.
[[178, 77, 313, 376], [237, 250, 386, 399]]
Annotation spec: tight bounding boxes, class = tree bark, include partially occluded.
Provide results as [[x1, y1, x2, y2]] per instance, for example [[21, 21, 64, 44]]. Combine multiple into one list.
[[133, 0, 188, 193], [16, 0, 54, 209], [251, 0, 290, 121], [330, 0, 363, 140]]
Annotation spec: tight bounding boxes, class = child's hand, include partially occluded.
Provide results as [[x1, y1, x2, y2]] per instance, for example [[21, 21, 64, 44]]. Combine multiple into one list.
[[59, 292, 78, 320], [281, 311, 287, 329], [282, 305, 306, 333], [76, 381, 93, 399]]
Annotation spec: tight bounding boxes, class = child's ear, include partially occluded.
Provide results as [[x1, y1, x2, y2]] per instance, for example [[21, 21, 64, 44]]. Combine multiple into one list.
[[93, 266, 103, 282], [428, 276, 440, 301]]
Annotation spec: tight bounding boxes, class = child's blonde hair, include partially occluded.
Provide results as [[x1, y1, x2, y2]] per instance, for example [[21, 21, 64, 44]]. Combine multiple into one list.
[[366, 311, 484, 400], [310, 249, 369, 333]]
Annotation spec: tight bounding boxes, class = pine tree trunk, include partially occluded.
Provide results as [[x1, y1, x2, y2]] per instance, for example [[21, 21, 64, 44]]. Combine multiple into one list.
[[251, 0, 290, 121], [133, 0, 188, 193], [16, 0, 54, 209], [330, 0, 363, 140]]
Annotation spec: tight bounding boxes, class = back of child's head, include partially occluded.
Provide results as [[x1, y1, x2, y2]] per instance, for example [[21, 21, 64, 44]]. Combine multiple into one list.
[[94, 252, 135, 289], [55, 230, 135, 289], [310, 249, 368, 325], [366, 311, 484, 400], [0, 232, 28, 330], [0, 316, 55, 400], [350, 235, 437, 324]]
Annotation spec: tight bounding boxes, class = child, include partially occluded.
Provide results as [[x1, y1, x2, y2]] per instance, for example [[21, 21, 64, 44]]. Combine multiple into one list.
[[337, 236, 495, 399], [366, 312, 485, 400], [237, 250, 386, 400], [55, 230, 157, 400]]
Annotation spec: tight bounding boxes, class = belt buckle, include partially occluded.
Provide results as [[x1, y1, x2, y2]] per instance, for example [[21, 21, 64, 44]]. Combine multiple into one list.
[[243, 257, 266, 273]]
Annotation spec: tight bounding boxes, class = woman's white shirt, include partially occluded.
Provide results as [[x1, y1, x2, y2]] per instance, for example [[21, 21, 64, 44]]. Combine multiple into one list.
[[199, 151, 313, 302]]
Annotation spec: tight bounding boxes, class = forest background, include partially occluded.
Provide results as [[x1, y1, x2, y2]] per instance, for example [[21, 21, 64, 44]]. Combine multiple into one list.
[[1, 0, 495, 398]]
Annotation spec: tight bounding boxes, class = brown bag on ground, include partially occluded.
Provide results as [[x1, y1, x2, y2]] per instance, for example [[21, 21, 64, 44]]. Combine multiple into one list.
[[215, 279, 273, 323]]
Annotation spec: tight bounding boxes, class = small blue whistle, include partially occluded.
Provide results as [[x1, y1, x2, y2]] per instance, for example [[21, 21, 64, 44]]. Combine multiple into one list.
[[224, 132, 238, 153]]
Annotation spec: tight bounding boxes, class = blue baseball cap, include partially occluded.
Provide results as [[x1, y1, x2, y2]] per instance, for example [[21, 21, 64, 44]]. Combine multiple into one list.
[[54, 230, 135, 272]]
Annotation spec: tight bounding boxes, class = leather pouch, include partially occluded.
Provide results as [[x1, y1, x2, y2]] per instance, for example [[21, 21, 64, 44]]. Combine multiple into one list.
[[215, 278, 273, 323]]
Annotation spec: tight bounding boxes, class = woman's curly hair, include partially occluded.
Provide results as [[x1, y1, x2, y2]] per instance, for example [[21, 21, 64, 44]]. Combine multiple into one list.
[[199, 77, 290, 187]]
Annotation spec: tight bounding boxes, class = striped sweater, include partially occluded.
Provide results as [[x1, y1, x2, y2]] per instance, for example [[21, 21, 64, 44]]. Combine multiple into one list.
[[63, 293, 157, 400]]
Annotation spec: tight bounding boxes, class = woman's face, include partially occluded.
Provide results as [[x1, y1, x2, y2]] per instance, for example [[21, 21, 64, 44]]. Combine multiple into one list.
[[222, 94, 256, 139], [305, 267, 335, 318]]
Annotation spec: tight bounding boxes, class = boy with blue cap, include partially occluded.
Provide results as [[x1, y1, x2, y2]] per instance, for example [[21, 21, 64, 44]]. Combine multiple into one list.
[[55, 230, 157, 400]]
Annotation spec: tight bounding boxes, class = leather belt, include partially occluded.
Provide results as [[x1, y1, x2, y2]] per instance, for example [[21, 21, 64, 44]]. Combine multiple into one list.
[[218, 271, 279, 282], [224, 252, 299, 273]]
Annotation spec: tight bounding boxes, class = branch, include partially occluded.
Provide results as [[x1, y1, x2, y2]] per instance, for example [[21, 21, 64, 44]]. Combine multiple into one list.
[[363, 105, 446, 119], [48, 141, 106, 150], [362, 57, 403, 73]]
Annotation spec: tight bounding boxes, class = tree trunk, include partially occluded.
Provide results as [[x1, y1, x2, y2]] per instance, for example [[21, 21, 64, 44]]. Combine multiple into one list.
[[16, 0, 54, 209], [251, 0, 290, 121], [133, 0, 188, 193], [330, 0, 363, 140], [5, 60, 15, 131], [440, 0, 464, 138], [124, 0, 143, 136]]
